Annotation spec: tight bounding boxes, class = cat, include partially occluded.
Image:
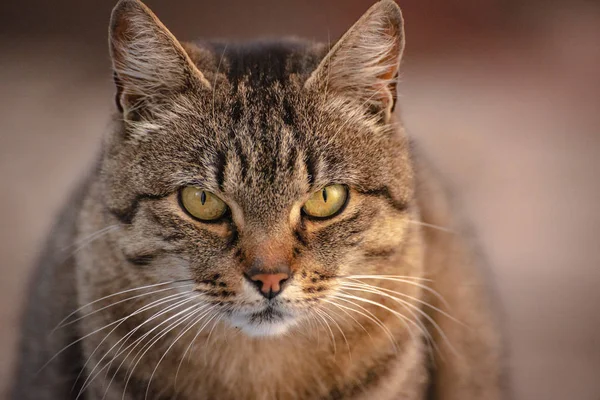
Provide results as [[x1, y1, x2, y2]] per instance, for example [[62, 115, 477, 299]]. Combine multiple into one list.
[[11, 0, 508, 399]]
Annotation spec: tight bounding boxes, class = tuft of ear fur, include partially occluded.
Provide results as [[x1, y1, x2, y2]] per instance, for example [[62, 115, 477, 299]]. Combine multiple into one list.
[[109, 0, 210, 118], [306, 0, 405, 122]]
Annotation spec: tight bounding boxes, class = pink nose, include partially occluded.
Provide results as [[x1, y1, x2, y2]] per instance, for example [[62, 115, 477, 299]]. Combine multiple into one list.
[[248, 273, 289, 299]]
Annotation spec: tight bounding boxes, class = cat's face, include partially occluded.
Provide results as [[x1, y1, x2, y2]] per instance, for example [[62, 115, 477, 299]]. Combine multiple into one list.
[[102, 0, 412, 336]]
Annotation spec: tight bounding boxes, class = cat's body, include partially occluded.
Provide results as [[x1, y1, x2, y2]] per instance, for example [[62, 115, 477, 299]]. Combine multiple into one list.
[[12, 1, 507, 399]]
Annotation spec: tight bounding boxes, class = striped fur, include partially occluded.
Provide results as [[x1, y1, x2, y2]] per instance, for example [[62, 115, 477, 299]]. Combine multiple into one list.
[[12, 1, 508, 399]]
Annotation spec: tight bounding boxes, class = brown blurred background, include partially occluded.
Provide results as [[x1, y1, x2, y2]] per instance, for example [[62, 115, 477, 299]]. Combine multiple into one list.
[[1, 0, 599, 399]]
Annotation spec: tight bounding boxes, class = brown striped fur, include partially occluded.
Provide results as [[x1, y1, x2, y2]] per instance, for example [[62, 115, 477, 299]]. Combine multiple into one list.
[[12, 1, 508, 399]]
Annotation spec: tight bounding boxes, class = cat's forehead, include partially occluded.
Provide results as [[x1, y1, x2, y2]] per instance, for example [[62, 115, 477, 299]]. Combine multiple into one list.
[[170, 43, 377, 179], [195, 40, 326, 89], [176, 40, 386, 157], [151, 60, 398, 195], [115, 41, 408, 215]]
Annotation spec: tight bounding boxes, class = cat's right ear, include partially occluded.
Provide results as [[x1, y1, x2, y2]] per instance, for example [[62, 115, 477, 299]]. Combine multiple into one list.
[[109, 0, 211, 118], [305, 0, 404, 123]]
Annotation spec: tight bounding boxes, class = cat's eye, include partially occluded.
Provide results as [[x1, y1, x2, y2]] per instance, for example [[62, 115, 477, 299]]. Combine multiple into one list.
[[302, 184, 348, 219], [179, 187, 228, 221]]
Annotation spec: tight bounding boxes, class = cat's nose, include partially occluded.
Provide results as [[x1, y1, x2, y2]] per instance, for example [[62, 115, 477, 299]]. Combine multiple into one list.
[[245, 266, 290, 299]]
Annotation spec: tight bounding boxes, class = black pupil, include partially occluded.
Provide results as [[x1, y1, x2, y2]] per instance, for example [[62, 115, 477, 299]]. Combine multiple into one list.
[[200, 191, 207, 205], [322, 188, 328, 202]]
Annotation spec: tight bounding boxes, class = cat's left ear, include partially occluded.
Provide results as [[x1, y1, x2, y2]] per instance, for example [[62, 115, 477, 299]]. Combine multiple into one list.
[[306, 0, 404, 122], [109, 0, 211, 116]]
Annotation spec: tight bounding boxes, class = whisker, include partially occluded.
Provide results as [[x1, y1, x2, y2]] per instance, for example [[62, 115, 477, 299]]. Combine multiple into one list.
[[52, 280, 194, 334], [122, 300, 203, 399], [318, 306, 352, 360], [342, 280, 462, 325], [72, 291, 192, 393], [336, 290, 418, 343], [41, 298, 182, 377], [60, 283, 195, 330], [406, 219, 456, 234], [145, 305, 216, 400], [59, 226, 121, 265], [322, 299, 371, 339], [77, 294, 198, 399], [342, 275, 451, 310], [339, 285, 459, 357], [291, 317, 312, 341], [200, 312, 223, 365], [205, 313, 223, 347], [312, 308, 337, 356], [305, 309, 321, 347], [329, 295, 399, 352], [63, 225, 120, 253], [115, 301, 206, 372], [336, 274, 432, 282], [339, 283, 439, 356], [175, 309, 221, 390]]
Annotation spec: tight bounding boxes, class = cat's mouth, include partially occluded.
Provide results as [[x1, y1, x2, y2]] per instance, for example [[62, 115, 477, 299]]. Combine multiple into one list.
[[248, 305, 284, 322], [228, 304, 298, 337]]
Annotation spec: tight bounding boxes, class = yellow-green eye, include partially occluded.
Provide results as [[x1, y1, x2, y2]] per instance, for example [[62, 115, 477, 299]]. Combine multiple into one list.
[[180, 187, 228, 221], [302, 184, 348, 219]]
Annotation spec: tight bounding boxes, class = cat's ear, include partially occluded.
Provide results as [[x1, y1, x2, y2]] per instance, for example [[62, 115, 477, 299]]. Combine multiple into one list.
[[109, 0, 210, 116], [306, 0, 404, 122]]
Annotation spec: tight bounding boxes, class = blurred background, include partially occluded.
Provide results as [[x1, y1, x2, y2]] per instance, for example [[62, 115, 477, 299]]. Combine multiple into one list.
[[1, 0, 599, 398]]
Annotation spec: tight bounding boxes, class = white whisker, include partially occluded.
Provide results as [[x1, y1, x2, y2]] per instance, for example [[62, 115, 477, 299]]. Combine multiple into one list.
[[63, 225, 120, 253], [53, 280, 193, 334], [318, 306, 352, 360], [342, 275, 451, 310], [77, 294, 198, 399], [336, 290, 418, 342], [322, 299, 371, 339], [340, 285, 459, 357], [313, 308, 337, 356], [176, 308, 221, 390], [72, 291, 192, 393], [406, 219, 456, 234], [329, 294, 399, 352], [145, 305, 216, 400], [121, 300, 203, 400], [199, 311, 223, 364], [205, 313, 223, 347], [339, 274, 432, 282], [339, 283, 439, 355], [342, 280, 461, 325], [61, 283, 194, 330]]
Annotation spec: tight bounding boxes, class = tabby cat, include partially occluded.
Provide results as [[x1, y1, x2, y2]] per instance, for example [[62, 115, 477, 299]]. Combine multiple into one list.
[[12, 0, 507, 399]]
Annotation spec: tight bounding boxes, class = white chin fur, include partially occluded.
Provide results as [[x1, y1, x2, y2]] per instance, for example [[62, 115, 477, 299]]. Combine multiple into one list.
[[230, 316, 296, 337]]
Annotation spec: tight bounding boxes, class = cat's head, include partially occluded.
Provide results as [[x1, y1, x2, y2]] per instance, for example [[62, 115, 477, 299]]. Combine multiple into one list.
[[102, 0, 414, 337]]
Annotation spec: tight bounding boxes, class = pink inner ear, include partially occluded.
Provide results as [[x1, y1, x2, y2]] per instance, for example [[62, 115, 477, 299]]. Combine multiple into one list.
[[379, 26, 401, 81], [304, 0, 405, 117], [378, 59, 399, 83], [372, 25, 401, 111]]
